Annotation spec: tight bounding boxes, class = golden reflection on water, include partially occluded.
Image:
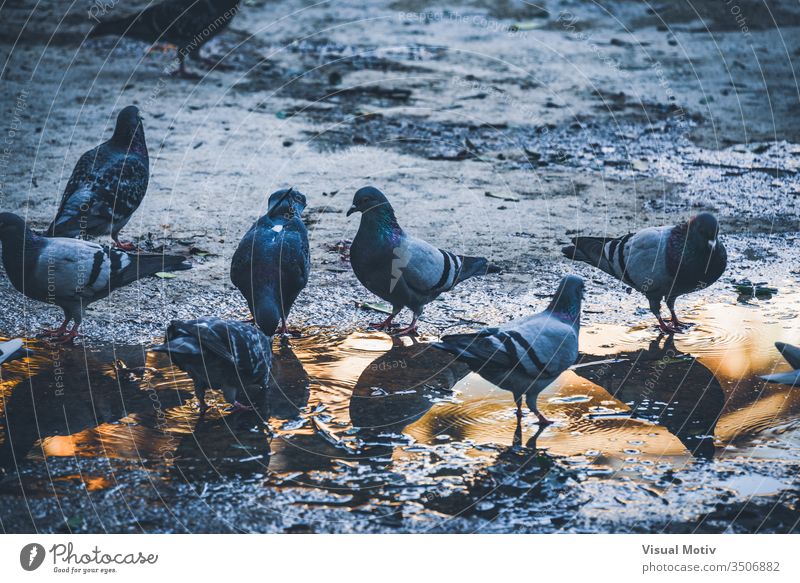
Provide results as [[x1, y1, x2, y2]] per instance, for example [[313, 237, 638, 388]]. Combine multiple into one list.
[[1, 290, 799, 490]]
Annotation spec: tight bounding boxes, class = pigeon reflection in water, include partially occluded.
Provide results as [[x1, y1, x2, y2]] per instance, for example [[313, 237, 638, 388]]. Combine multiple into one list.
[[349, 338, 470, 453], [0, 343, 189, 472], [575, 336, 725, 459]]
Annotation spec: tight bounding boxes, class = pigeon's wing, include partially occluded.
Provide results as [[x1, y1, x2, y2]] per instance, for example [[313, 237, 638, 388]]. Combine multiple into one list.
[[776, 342, 800, 370], [438, 313, 578, 377], [60, 146, 101, 204], [621, 226, 674, 293], [50, 151, 147, 237], [33, 238, 118, 302], [394, 235, 462, 303]]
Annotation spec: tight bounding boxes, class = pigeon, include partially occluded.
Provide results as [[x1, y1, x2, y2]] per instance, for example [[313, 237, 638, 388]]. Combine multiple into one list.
[[434, 275, 584, 425], [347, 186, 499, 335], [0, 212, 190, 342], [760, 342, 800, 386], [230, 188, 310, 336], [0, 339, 24, 367], [562, 212, 727, 334], [152, 317, 273, 413], [46, 106, 148, 250], [89, 0, 241, 79]]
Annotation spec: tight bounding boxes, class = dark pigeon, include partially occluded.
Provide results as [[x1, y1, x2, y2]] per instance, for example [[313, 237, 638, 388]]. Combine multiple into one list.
[[47, 105, 148, 250], [347, 186, 499, 335], [89, 0, 241, 78], [562, 212, 727, 334], [0, 212, 190, 342], [230, 188, 310, 336], [760, 342, 800, 386], [434, 275, 584, 425], [152, 317, 273, 413]]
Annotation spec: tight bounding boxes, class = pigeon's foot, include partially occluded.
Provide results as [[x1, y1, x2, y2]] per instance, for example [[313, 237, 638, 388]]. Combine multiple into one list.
[[670, 316, 692, 330], [50, 330, 80, 345], [657, 318, 680, 335], [113, 240, 137, 251], [368, 315, 398, 331], [38, 325, 68, 338], [533, 409, 554, 426], [277, 322, 302, 338], [230, 401, 254, 412], [392, 323, 419, 337]]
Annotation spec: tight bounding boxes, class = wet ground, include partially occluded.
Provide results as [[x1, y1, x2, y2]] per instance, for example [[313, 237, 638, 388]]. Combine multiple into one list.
[[1, 0, 800, 532]]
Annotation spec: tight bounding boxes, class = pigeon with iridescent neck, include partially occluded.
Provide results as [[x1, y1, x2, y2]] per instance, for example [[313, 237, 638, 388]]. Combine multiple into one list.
[[47, 106, 148, 250], [562, 213, 727, 334], [347, 186, 499, 336], [434, 275, 584, 425], [230, 188, 310, 336]]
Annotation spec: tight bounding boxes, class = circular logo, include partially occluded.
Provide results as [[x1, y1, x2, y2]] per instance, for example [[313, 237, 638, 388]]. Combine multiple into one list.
[[19, 543, 45, 571]]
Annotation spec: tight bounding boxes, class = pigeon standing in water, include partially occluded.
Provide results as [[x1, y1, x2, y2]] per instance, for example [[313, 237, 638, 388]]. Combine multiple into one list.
[[347, 186, 499, 335], [435, 275, 584, 425], [89, 0, 241, 79], [47, 106, 148, 250], [562, 213, 727, 334], [0, 212, 190, 342], [230, 188, 310, 336], [152, 318, 272, 413], [760, 342, 800, 386]]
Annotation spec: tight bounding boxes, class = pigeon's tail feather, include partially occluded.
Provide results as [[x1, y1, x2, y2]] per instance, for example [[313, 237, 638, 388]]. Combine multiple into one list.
[[112, 253, 191, 289], [454, 255, 497, 285], [434, 331, 501, 370], [89, 15, 139, 39], [776, 342, 800, 370], [562, 236, 608, 265]]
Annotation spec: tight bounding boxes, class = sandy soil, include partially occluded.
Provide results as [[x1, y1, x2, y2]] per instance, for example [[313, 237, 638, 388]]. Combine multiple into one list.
[[0, 0, 798, 343]]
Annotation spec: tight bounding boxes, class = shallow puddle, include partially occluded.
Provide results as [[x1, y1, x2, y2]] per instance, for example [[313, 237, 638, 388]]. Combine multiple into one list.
[[1, 291, 799, 530]]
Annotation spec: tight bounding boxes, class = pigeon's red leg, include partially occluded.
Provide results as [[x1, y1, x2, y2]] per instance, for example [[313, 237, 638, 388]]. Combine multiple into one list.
[[369, 313, 397, 330], [112, 237, 137, 251], [532, 406, 553, 426], [278, 319, 290, 336], [657, 316, 679, 335], [231, 401, 254, 412], [667, 303, 690, 329], [392, 315, 419, 337], [39, 317, 69, 338], [52, 322, 81, 345]]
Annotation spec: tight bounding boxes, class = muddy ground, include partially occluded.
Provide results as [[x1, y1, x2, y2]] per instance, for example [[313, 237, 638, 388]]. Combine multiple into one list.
[[0, 0, 799, 533]]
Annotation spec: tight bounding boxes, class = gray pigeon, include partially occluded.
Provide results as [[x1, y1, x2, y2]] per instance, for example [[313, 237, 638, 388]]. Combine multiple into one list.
[[89, 0, 241, 79], [434, 275, 584, 425], [230, 188, 309, 336], [562, 212, 727, 334], [47, 106, 148, 250], [760, 342, 800, 386], [347, 186, 499, 335], [0, 212, 190, 342], [0, 339, 24, 366], [152, 317, 272, 413]]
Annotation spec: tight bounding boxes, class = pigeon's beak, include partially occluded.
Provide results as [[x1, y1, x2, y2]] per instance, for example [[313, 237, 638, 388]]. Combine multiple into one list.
[[346, 204, 359, 217]]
